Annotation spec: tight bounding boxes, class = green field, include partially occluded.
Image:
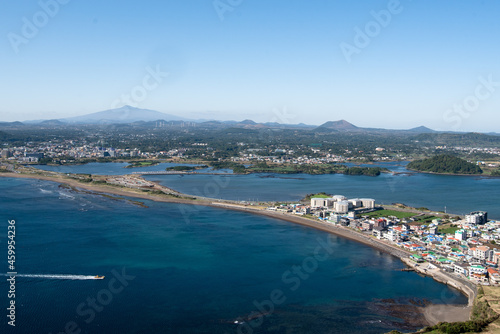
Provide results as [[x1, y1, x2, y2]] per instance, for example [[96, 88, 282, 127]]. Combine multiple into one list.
[[362, 209, 417, 219], [413, 215, 439, 223], [309, 193, 332, 198], [438, 225, 459, 234]]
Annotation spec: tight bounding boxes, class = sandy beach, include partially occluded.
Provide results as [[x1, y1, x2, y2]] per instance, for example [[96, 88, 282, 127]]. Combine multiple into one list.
[[0, 171, 476, 326]]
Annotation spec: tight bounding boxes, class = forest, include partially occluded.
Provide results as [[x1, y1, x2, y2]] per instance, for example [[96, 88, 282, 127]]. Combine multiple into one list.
[[407, 154, 483, 174]]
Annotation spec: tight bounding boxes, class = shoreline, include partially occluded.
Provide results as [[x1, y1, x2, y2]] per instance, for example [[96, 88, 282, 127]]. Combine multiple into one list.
[[0, 172, 476, 325], [406, 167, 500, 178]]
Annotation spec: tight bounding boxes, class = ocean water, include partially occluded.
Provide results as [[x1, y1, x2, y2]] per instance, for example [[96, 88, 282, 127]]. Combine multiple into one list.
[[34, 162, 204, 175], [0, 177, 467, 333], [147, 168, 500, 219], [35, 162, 500, 218]]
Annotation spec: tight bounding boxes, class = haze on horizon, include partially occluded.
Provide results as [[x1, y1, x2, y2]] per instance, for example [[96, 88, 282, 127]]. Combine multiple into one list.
[[1, 0, 499, 132]]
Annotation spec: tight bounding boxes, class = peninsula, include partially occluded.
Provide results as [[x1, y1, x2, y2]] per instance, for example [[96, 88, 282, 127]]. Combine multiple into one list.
[[2, 166, 498, 331]]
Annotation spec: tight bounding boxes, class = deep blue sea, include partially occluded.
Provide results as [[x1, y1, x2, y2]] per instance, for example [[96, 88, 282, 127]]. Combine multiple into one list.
[[0, 177, 467, 333]]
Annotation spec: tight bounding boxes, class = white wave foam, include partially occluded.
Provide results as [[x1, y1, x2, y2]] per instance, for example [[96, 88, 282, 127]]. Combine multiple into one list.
[[58, 191, 75, 199]]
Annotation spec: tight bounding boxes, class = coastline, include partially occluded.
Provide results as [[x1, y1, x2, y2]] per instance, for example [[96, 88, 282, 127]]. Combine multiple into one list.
[[0, 172, 476, 325], [406, 167, 499, 178]]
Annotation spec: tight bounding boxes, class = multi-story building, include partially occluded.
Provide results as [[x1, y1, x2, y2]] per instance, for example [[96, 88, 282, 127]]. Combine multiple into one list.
[[466, 211, 488, 225]]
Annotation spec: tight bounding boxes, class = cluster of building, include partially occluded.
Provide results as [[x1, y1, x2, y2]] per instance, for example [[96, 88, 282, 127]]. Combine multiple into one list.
[[0, 143, 189, 163], [231, 153, 347, 165], [269, 194, 499, 286], [265, 195, 375, 217], [332, 207, 498, 285]]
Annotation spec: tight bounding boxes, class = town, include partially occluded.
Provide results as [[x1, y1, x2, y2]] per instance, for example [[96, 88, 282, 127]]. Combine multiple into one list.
[[267, 195, 499, 286]]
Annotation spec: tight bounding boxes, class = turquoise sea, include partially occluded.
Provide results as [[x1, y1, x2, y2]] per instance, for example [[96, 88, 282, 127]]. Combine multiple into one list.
[[0, 176, 467, 333]]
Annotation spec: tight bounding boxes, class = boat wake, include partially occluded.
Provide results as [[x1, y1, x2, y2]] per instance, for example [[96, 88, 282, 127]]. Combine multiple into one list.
[[1, 274, 101, 280]]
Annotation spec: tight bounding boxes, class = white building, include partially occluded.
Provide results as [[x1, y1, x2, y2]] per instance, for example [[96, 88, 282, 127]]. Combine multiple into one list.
[[466, 211, 488, 225], [348, 198, 362, 208], [310, 198, 335, 209], [360, 198, 375, 209], [455, 230, 467, 241], [334, 200, 349, 214]]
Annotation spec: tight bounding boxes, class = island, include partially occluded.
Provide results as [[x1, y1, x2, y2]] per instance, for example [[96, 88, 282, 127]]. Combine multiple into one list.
[[407, 154, 483, 175], [208, 161, 387, 176]]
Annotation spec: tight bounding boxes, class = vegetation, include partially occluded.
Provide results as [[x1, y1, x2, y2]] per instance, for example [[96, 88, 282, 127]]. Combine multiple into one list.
[[420, 291, 499, 334], [206, 161, 386, 176], [438, 225, 460, 234], [125, 160, 159, 168], [363, 209, 417, 219], [165, 165, 198, 171], [344, 166, 384, 176], [408, 154, 483, 175], [302, 192, 331, 201], [413, 215, 439, 223]]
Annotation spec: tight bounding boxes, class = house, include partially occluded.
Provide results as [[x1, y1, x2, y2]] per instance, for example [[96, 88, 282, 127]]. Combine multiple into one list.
[[455, 229, 467, 241], [409, 244, 425, 252], [361, 221, 373, 231], [469, 264, 488, 276], [382, 229, 399, 242], [488, 268, 500, 285], [469, 246, 492, 261], [372, 226, 385, 239], [454, 263, 469, 277], [410, 254, 424, 263]]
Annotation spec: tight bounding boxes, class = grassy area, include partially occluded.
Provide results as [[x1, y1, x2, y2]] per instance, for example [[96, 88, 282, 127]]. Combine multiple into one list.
[[439, 225, 460, 235], [363, 209, 417, 219], [124, 160, 159, 168], [301, 192, 332, 202], [414, 215, 439, 223], [310, 193, 332, 199], [481, 286, 500, 333]]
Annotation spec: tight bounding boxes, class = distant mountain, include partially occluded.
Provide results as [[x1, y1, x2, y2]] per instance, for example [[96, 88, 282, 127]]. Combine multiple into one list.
[[40, 119, 65, 126], [316, 120, 359, 131], [60, 105, 186, 124], [13, 109, 446, 134], [408, 126, 435, 133], [314, 120, 439, 134], [0, 121, 25, 127], [239, 119, 257, 125]]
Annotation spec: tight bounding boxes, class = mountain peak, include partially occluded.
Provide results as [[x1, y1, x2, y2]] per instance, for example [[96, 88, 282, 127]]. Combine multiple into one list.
[[408, 125, 435, 133], [60, 106, 186, 124], [317, 120, 358, 131]]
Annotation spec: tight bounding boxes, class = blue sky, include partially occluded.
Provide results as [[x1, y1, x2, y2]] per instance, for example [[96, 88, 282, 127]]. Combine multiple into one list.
[[1, 0, 499, 132]]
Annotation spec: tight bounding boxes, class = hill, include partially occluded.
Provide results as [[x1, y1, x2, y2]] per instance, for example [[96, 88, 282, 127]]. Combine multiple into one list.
[[316, 120, 358, 131], [60, 105, 186, 124], [407, 154, 483, 175]]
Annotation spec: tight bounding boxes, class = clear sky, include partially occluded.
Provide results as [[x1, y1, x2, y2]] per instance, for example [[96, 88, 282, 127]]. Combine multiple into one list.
[[1, 0, 499, 132]]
